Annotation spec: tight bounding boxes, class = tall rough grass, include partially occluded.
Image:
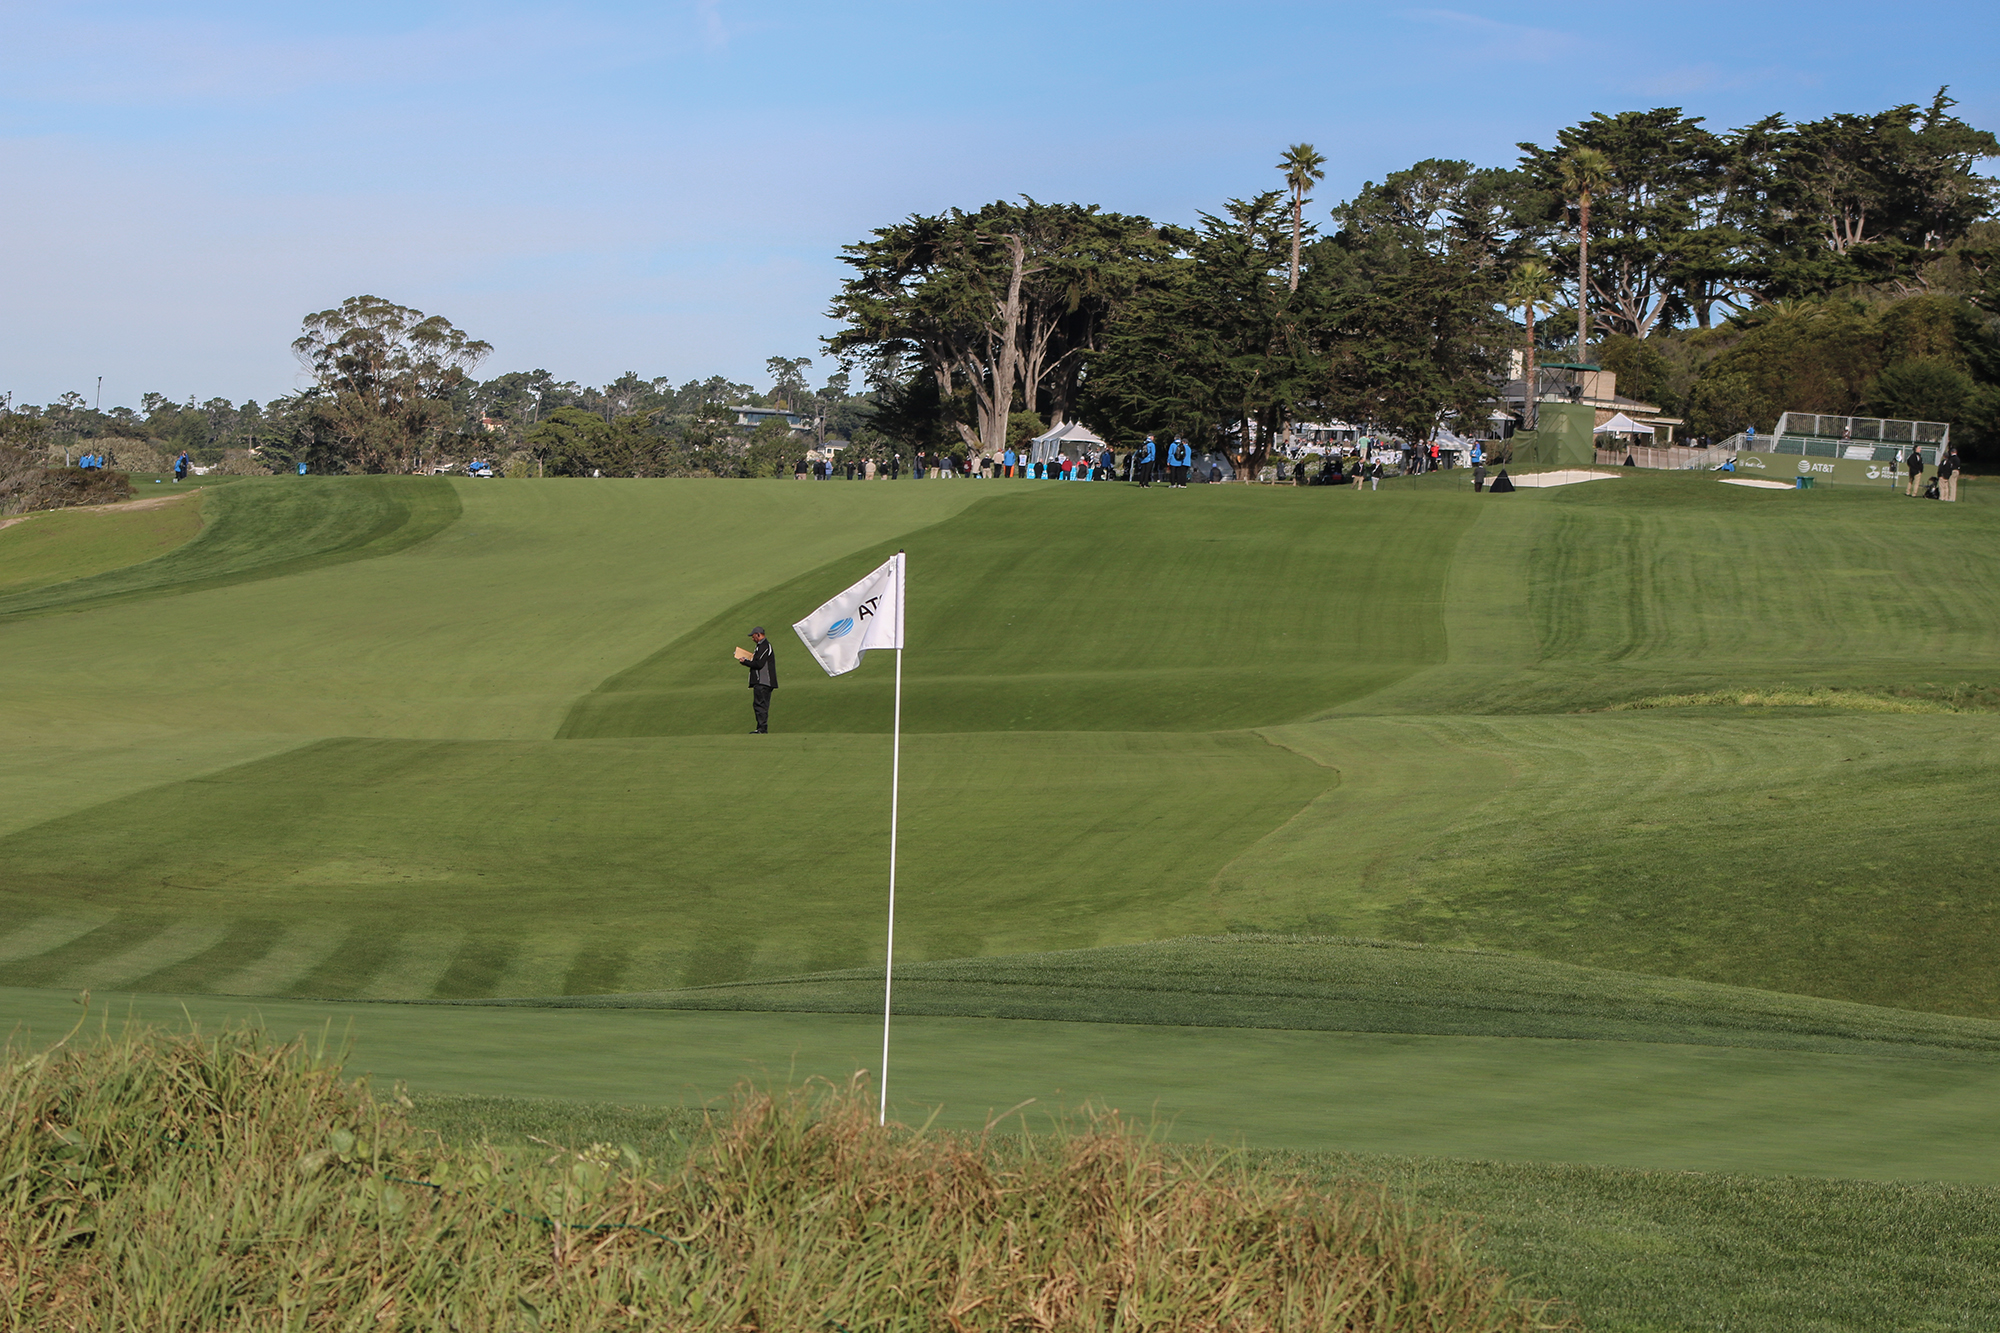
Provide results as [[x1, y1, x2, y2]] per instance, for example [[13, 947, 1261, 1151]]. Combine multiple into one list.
[[2, 1019, 1570, 1331]]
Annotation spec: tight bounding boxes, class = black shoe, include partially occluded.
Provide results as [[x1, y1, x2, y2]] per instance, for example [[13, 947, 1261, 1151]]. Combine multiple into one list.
[[754, 728, 768, 734]]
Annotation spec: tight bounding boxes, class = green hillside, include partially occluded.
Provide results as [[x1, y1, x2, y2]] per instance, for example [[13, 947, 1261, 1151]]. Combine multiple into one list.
[[0, 475, 459, 620], [0, 489, 204, 595]]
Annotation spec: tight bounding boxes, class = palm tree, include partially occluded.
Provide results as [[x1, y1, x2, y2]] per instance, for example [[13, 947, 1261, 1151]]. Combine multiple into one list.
[[1277, 143, 1327, 292], [1504, 260, 1558, 431], [1557, 147, 1612, 360]]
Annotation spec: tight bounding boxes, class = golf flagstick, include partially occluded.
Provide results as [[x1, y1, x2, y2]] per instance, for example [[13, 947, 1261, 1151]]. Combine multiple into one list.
[[881, 631, 902, 1126], [787, 550, 907, 1127]]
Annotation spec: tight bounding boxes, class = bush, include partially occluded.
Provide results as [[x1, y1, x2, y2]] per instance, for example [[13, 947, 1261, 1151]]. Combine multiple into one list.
[[1869, 359, 1975, 424], [0, 455, 133, 515], [2, 1021, 1569, 1331], [213, 449, 274, 476]]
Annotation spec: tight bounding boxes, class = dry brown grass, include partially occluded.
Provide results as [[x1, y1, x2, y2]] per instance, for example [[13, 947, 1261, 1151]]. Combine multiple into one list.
[[3, 1019, 1572, 1331]]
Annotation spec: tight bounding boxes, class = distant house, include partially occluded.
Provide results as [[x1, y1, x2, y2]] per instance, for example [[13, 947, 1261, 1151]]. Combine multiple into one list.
[[732, 406, 811, 432]]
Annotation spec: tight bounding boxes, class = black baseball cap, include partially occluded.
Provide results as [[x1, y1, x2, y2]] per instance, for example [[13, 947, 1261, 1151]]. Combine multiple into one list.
[[750, 626, 765, 635]]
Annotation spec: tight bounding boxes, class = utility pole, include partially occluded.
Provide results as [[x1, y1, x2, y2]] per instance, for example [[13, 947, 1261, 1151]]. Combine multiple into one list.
[[96, 377, 102, 412]]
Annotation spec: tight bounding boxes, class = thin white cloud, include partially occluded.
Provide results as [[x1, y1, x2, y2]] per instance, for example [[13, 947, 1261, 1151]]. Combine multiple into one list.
[[1399, 9, 1587, 64], [698, 0, 729, 52]]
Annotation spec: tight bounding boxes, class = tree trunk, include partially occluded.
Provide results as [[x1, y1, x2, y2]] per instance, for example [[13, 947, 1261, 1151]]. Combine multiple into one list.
[[983, 235, 1026, 459], [1524, 308, 1538, 432], [1576, 196, 1591, 360], [1289, 194, 1303, 292]]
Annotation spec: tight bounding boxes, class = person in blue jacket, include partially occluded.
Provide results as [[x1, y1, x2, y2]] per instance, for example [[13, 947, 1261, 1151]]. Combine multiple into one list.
[[1137, 435, 1157, 487], [1167, 437, 1192, 488], [1002, 446, 1017, 478]]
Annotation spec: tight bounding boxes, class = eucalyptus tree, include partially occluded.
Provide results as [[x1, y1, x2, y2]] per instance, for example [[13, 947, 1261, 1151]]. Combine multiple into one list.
[[1278, 143, 1326, 291], [1338, 159, 1527, 269], [827, 199, 1178, 456], [764, 356, 812, 411], [1086, 191, 1312, 472], [1522, 111, 1730, 340], [1308, 227, 1510, 441], [1756, 89, 1999, 297], [292, 295, 492, 472]]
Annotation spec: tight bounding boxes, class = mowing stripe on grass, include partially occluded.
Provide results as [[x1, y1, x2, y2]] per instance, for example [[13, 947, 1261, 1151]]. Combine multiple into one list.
[[126, 918, 289, 994], [356, 928, 467, 1000], [0, 915, 174, 988], [561, 941, 634, 996], [536, 935, 2000, 1057], [67, 919, 235, 990], [431, 933, 524, 999], [210, 923, 354, 997], [484, 939, 584, 1000], [0, 915, 115, 966], [283, 927, 407, 999], [0, 731, 1332, 998]]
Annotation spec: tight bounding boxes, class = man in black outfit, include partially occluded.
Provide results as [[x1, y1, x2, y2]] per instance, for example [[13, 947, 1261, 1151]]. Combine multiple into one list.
[[740, 626, 777, 733]]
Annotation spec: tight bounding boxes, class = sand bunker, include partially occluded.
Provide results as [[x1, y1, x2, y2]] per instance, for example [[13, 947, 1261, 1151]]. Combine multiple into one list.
[[1506, 470, 1622, 488], [1718, 478, 1794, 491]]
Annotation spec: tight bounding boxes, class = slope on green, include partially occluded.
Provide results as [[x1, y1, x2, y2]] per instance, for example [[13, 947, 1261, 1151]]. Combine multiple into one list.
[[1218, 711, 2000, 1017], [510, 935, 2000, 1057], [5, 984, 2000, 1186], [1295, 1151, 2000, 1333], [560, 483, 1466, 737], [0, 475, 461, 620], [0, 491, 204, 594], [0, 731, 1330, 997]]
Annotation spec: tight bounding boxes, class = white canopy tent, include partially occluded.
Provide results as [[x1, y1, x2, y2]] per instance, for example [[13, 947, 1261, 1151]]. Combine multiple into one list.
[[1028, 420, 1107, 464], [1593, 412, 1653, 436]]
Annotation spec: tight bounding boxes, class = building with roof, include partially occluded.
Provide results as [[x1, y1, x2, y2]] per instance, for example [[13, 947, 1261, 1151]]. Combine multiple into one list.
[[1497, 355, 1684, 444], [732, 406, 811, 432]]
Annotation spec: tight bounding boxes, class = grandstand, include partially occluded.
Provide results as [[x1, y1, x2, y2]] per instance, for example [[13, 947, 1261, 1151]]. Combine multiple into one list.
[[1599, 412, 1954, 484], [1729, 412, 1949, 468]]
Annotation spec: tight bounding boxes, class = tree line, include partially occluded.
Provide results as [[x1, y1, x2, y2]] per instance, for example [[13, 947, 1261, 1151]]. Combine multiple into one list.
[[831, 90, 2000, 466], [7, 90, 1996, 482], [0, 295, 873, 480]]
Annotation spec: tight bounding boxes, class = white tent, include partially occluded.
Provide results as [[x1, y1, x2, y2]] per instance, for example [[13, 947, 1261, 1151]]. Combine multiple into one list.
[[1028, 420, 1108, 464], [1593, 412, 1653, 436]]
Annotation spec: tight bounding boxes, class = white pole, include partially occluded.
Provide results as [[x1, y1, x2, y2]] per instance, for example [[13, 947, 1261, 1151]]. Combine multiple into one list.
[[879, 556, 904, 1126]]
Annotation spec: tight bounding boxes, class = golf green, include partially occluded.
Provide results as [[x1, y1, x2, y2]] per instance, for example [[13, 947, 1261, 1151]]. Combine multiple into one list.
[[6, 984, 1999, 1184]]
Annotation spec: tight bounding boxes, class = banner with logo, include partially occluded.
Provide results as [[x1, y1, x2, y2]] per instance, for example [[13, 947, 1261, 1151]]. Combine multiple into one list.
[[792, 552, 905, 676], [1733, 450, 1906, 488]]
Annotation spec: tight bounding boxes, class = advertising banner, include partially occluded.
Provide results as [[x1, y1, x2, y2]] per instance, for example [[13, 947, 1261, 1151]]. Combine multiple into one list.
[[1732, 450, 1906, 488]]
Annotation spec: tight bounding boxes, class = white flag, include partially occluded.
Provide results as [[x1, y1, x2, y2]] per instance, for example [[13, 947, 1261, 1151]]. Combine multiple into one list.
[[792, 552, 905, 676]]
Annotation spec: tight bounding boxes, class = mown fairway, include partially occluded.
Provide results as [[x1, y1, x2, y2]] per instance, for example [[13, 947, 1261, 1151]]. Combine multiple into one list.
[[0, 475, 1993, 1066], [3, 472, 1996, 1015]]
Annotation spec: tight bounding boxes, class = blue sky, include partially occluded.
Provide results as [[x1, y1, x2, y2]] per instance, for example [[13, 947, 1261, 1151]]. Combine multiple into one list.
[[3, 0, 1996, 408]]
